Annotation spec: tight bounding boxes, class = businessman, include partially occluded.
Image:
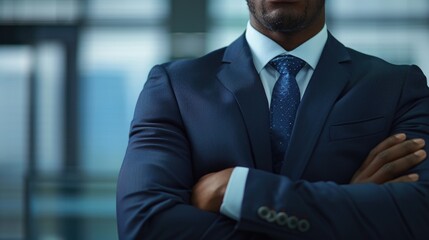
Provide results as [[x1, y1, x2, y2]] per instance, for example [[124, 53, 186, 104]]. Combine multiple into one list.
[[117, 0, 429, 239]]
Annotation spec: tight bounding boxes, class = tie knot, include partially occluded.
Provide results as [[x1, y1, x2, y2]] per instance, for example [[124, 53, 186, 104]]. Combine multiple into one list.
[[270, 54, 306, 77]]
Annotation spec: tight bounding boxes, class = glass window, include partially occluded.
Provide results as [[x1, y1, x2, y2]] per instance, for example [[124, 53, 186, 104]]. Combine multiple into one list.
[[34, 41, 66, 173], [86, 0, 169, 21], [327, 0, 429, 19], [78, 27, 169, 174], [0, 46, 32, 240], [207, 0, 248, 52], [0, 0, 80, 23]]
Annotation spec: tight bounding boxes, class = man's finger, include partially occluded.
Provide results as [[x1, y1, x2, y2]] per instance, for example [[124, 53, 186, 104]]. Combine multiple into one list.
[[387, 173, 420, 183], [370, 150, 426, 183], [363, 139, 425, 177], [359, 133, 406, 172]]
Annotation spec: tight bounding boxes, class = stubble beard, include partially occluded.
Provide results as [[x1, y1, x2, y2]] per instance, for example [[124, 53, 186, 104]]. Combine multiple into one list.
[[247, 0, 321, 33]]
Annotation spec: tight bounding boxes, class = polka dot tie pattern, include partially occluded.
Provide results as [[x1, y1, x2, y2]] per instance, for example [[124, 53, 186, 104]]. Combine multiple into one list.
[[269, 54, 306, 172]]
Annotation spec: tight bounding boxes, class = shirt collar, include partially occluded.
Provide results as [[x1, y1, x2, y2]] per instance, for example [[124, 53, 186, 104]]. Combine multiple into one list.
[[245, 21, 328, 74]]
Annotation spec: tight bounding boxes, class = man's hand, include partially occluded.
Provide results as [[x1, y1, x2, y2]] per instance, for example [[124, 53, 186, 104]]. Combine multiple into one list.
[[191, 168, 234, 212], [351, 133, 426, 184]]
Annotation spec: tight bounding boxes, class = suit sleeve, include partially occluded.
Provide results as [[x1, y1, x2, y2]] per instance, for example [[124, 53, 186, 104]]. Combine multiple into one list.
[[237, 65, 429, 240], [116, 65, 266, 240]]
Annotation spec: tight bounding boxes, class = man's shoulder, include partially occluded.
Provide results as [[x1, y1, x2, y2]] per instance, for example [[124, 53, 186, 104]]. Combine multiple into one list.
[[345, 46, 412, 74], [341, 45, 427, 90], [160, 47, 228, 76]]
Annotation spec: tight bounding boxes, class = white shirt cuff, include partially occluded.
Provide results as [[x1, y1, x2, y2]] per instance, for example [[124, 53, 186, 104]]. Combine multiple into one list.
[[220, 167, 249, 221]]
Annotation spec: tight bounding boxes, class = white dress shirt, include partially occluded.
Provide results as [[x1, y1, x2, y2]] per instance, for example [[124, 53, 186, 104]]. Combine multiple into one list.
[[220, 22, 328, 220]]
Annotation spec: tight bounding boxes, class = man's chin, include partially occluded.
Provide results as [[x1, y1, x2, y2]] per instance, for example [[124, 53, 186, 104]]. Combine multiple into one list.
[[262, 16, 306, 33]]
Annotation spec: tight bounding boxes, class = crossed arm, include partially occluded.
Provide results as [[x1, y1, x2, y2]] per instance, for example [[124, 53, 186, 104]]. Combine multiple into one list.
[[192, 134, 426, 212], [192, 134, 429, 239]]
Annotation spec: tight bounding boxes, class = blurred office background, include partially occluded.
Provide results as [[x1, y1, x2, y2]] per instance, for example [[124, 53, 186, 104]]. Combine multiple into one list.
[[0, 0, 428, 239]]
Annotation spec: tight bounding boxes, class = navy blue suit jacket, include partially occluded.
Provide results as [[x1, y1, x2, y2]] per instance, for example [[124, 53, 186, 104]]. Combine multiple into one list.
[[117, 34, 429, 239]]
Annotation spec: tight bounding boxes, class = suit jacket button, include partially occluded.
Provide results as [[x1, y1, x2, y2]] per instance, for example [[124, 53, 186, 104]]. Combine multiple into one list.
[[257, 206, 270, 220], [275, 212, 288, 226], [298, 219, 310, 232], [287, 216, 299, 229]]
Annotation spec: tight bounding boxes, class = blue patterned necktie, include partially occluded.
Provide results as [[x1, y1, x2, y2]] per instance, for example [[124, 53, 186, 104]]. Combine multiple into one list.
[[269, 54, 306, 172]]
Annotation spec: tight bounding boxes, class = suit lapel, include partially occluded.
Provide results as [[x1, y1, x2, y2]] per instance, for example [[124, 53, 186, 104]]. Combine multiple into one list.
[[281, 34, 352, 180], [217, 35, 273, 172]]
